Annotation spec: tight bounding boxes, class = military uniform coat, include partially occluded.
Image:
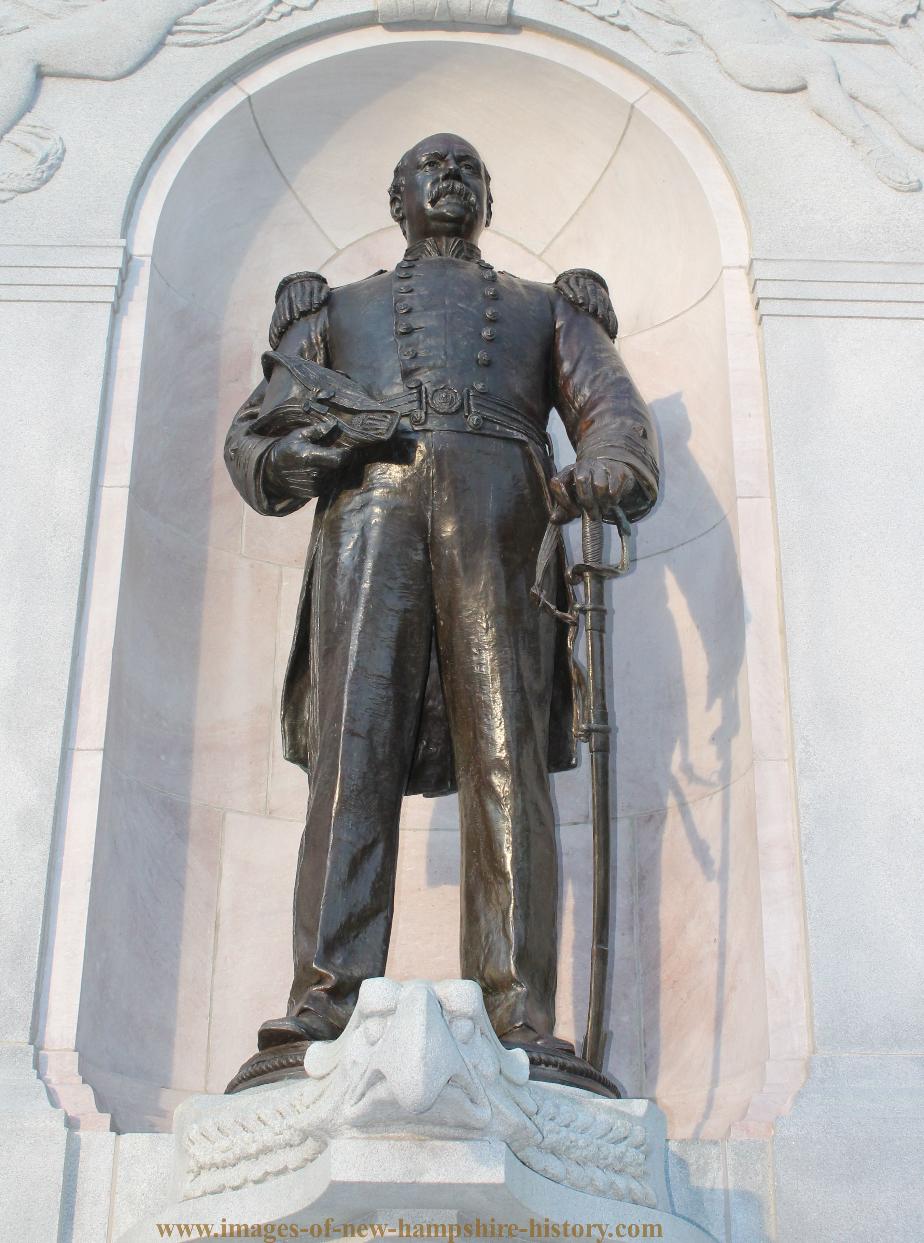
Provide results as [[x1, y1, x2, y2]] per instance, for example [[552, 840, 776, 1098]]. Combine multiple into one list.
[[225, 241, 659, 799]]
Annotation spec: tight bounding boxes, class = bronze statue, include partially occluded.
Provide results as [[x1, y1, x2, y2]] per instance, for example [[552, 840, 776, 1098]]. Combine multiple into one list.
[[224, 133, 659, 1092]]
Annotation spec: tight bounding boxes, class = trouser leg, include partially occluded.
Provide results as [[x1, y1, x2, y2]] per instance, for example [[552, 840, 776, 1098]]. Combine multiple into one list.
[[430, 432, 559, 1038], [287, 438, 432, 1032]]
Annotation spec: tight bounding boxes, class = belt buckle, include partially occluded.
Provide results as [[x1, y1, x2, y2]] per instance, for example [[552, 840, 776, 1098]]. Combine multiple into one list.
[[428, 385, 462, 415]]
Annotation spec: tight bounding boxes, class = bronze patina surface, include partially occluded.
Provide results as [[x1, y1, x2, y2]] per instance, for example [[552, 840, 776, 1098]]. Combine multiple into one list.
[[224, 134, 659, 1094]]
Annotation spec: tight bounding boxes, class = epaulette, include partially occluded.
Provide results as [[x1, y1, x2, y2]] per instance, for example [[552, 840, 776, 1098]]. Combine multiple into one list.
[[273, 268, 388, 303], [274, 270, 329, 305], [269, 269, 391, 350], [554, 268, 619, 340], [269, 272, 332, 350]]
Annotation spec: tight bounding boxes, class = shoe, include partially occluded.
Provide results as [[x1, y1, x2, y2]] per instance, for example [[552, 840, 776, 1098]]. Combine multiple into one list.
[[257, 1011, 342, 1050], [498, 1023, 576, 1057]]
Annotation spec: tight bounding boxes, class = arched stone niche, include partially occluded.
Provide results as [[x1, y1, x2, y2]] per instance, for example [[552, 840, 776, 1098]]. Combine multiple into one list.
[[51, 26, 808, 1139]]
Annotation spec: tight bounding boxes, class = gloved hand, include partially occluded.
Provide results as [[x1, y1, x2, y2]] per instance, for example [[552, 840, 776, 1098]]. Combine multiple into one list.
[[263, 427, 349, 501], [549, 457, 635, 524]]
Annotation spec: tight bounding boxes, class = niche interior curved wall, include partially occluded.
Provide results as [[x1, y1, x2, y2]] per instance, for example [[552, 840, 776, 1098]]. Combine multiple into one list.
[[63, 27, 802, 1139]]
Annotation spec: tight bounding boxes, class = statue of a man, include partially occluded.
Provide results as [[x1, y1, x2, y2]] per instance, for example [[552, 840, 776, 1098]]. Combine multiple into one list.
[[225, 134, 659, 1065]]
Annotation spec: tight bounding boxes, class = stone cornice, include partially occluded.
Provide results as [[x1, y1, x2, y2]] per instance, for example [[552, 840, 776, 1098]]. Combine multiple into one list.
[[0, 242, 127, 305], [750, 258, 924, 320]]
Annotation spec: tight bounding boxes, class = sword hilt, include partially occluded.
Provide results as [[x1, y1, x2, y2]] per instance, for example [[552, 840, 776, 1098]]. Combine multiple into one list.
[[573, 508, 631, 581], [582, 512, 604, 564]]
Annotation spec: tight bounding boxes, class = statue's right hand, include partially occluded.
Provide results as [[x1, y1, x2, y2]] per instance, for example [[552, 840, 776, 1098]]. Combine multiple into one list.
[[264, 428, 350, 501]]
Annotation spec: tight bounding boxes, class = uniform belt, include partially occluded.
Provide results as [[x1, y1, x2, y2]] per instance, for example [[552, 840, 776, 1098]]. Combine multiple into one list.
[[392, 386, 552, 457]]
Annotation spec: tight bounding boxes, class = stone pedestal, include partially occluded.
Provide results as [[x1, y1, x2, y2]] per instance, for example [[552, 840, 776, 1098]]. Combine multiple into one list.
[[120, 980, 711, 1240]]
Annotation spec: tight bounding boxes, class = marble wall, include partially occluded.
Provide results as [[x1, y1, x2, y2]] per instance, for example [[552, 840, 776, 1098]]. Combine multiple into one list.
[[0, 26, 785, 1153], [0, 6, 918, 1240], [70, 36, 785, 1140]]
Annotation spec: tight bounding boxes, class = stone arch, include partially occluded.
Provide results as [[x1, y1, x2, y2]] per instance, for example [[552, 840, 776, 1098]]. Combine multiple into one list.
[[38, 22, 809, 1139]]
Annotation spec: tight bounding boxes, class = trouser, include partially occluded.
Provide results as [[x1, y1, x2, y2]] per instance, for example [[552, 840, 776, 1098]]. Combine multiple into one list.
[[287, 428, 559, 1038]]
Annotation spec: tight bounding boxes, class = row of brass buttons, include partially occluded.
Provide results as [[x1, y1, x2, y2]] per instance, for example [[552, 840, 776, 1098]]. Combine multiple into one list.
[[472, 268, 494, 410], [396, 257, 421, 361], [393, 256, 500, 374]]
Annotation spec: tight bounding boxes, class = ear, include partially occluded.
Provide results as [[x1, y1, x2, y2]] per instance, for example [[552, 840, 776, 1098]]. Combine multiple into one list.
[[484, 187, 493, 230], [389, 196, 407, 236]]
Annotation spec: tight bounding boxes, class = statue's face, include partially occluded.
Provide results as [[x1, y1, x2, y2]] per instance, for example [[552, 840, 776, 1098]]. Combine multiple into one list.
[[394, 134, 490, 242]]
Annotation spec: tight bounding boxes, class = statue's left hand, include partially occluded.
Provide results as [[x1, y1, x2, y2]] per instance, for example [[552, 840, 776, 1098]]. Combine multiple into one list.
[[550, 457, 634, 525], [269, 272, 330, 349]]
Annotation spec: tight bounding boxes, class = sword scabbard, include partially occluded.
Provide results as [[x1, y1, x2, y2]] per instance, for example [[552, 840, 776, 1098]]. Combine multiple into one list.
[[580, 510, 630, 1071]]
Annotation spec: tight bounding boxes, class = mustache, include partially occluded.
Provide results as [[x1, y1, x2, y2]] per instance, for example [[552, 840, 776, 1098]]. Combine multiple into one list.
[[427, 177, 478, 210]]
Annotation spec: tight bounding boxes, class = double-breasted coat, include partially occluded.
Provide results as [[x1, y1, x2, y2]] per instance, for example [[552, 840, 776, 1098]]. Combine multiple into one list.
[[224, 238, 659, 1040], [226, 242, 659, 796]]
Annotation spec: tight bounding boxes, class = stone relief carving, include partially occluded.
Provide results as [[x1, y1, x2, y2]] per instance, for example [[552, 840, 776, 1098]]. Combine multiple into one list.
[[783, 0, 924, 72], [562, 0, 924, 191], [2, 0, 922, 204], [378, 0, 511, 21], [0, 0, 318, 202], [178, 979, 656, 1208]]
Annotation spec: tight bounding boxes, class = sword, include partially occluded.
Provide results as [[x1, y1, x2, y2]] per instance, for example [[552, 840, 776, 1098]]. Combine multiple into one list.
[[572, 509, 631, 1071], [530, 497, 632, 1073]]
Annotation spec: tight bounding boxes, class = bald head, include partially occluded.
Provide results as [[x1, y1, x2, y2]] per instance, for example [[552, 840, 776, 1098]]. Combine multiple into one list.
[[388, 133, 492, 243]]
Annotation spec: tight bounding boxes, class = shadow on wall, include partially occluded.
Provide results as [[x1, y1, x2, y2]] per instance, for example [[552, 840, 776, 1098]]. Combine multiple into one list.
[[667, 1145, 771, 1243], [558, 393, 746, 1134], [77, 98, 325, 1128], [635, 394, 745, 1140]]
